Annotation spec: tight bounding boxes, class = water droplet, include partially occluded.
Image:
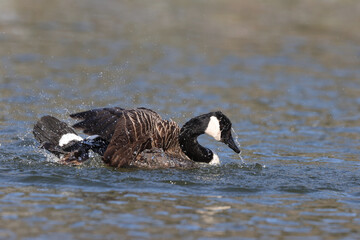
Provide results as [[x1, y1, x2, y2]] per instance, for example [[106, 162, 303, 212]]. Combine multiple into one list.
[[231, 128, 245, 164]]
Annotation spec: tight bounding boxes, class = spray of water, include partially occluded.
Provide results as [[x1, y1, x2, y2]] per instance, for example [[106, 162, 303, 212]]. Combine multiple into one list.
[[231, 128, 245, 164]]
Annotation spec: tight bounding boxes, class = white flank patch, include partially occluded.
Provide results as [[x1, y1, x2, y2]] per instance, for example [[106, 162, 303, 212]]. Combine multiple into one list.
[[59, 133, 83, 147], [209, 152, 220, 165], [205, 116, 221, 141]]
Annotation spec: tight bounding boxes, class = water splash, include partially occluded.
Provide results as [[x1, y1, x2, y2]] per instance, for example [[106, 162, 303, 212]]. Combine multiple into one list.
[[231, 128, 266, 170], [231, 128, 245, 164]]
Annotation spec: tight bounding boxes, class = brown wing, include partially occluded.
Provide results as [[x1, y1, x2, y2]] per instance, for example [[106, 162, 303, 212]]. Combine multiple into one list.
[[70, 107, 125, 141], [102, 108, 163, 168]]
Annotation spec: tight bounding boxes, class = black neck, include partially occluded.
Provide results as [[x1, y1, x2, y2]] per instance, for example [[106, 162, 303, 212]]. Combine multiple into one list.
[[178, 128, 213, 163]]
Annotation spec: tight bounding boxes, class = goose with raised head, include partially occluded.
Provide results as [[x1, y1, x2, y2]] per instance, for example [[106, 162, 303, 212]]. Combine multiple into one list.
[[33, 107, 240, 169]]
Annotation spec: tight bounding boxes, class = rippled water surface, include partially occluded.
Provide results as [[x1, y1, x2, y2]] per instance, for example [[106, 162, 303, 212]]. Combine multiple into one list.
[[1, 0, 360, 239]]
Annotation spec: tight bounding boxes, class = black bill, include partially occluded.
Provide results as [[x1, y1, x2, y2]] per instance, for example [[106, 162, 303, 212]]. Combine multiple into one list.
[[224, 135, 241, 154]]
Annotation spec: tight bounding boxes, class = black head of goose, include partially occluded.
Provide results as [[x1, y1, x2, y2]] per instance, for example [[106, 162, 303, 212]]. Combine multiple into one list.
[[179, 111, 240, 164], [33, 107, 240, 169]]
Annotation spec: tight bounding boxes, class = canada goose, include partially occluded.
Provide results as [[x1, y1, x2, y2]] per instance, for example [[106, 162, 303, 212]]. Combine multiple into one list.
[[33, 107, 240, 169]]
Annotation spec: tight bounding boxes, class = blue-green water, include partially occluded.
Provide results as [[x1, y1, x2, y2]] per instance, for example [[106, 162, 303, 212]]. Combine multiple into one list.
[[1, 0, 360, 239]]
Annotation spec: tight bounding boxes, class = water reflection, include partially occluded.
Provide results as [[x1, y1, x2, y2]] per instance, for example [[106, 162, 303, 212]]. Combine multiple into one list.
[[1, 187, 360, 239]]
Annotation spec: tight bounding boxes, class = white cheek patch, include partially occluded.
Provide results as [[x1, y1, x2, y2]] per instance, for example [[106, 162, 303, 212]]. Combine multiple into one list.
[[205, 116, 221, 141], [209, 152, 220, 165], [59, 133, 83, 147]]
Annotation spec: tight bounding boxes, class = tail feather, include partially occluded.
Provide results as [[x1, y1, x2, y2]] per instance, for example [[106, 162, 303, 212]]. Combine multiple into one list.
[[33, 115, 81, 156], [33, 115, 109, 163]]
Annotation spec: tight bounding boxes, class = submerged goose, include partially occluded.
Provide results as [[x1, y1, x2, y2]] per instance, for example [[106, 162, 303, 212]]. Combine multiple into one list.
[[33, 107, 240, 169]]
